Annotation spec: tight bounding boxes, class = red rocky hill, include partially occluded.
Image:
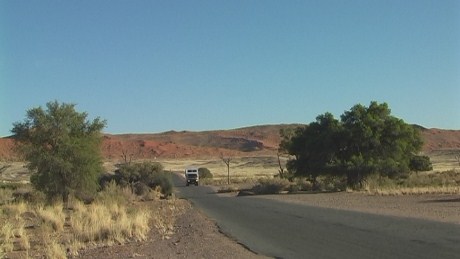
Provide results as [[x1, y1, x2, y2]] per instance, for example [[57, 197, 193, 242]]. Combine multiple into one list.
[[1, 125, 459, 160]]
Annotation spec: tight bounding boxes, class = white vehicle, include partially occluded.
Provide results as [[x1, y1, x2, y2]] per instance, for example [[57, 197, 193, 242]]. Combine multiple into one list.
[[185, 167, 199, 186]]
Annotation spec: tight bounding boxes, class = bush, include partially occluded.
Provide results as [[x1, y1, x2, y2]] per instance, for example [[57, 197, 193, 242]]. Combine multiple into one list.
[[409, 155, 433, 172], [252, 178, 290, 194], [133, 182, 150, 196], [198, 168, 213, 179], [102, 162, 173, 196], [153, 172, 173, 197]]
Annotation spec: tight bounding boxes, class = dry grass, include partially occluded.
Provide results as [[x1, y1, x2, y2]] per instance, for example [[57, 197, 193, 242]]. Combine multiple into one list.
[[157, 156, 283, 179], [0, 222, 15, 254], [44, 238, 67, 259], [70, 198, 151, 246], [36, 203, 66, 232], [364, 170, 460, 195], [0, 188, 14, 205], [0, 180, 184, 258]]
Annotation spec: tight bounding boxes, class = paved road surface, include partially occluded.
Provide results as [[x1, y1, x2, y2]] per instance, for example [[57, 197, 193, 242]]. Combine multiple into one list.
[[173, 174, 460, 259]]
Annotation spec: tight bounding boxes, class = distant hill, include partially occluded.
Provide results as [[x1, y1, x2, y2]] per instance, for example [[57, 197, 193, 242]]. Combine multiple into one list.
[[1, 124, 459, 160]]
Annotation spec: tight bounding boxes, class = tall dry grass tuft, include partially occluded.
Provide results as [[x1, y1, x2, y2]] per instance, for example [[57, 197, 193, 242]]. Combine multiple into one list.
[[0, 222, 15, 254], [131, 209, 150, 241], [96, 180, 135, 206], [14, 222, 30, 251], [36, 203, 66, 231], [44, 238, 67, 259], [2, 201, 29, 221], [70, 191, 151, 245]]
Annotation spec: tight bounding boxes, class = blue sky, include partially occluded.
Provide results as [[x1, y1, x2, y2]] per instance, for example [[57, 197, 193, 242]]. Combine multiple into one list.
[[1, 0, 459, 137]]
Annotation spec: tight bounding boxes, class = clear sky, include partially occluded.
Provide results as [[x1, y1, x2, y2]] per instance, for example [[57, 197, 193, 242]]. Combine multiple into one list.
[[1, 0, 459, 137]]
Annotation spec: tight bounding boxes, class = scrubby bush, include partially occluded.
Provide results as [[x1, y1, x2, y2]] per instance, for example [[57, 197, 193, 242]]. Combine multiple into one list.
[[153, 172, 173, 197], [198, 167, 213, 179], [133, 182, 150, 196], [289, 178, 313, 192], [409, 155, 433, 173], [252, 178, 290, 194], [100, 162, 173, 196]]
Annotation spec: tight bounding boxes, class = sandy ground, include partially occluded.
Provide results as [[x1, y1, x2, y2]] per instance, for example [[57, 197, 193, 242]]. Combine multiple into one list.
[[258, 192, 460, 225], [74, 192, 459, 258]]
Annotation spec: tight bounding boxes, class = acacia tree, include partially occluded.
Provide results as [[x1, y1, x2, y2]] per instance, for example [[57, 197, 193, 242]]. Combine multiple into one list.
[[282, 101, 424, 188], [12, 101, 106, 203], [282, 113, 342, 187], [338, 102, 422, 186]]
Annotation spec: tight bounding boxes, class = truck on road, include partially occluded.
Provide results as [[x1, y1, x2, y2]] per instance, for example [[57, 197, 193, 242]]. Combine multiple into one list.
[[185, 167, 199, 186]]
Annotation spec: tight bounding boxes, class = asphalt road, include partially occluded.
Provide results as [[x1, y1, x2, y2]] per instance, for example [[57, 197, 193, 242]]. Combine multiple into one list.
[[173, 174, 460, 259]]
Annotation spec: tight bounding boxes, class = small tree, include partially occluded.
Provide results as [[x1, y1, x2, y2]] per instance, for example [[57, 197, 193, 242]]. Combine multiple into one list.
[[198, 167, 213, 179], [12, 101, 106, 203], [221, 154, 232, 184], [409, 155, 433, 173], [456, 153, 460, 167]]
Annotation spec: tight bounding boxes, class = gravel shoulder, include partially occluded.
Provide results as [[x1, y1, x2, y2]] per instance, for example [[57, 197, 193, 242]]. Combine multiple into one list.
[[77, 199, 265, 259], [257, 192, 460, 225]]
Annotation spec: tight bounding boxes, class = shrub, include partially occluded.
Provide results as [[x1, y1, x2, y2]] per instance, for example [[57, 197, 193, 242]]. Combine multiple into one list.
[[252, 178, 290, 194], [198, 168, 213, 179], [153, 172, 173, 196], [133, 182, 150, 196], [409, 155, 433, 172], [106, 162, 172, 196]]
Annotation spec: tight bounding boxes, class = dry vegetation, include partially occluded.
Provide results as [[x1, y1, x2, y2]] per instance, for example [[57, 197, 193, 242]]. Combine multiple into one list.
[[0, 181, 186, 258], [1, 147, 459, 257]]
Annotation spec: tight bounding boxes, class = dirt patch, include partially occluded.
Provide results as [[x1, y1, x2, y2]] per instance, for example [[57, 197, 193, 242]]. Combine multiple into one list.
[[257, 192, 460, 225]]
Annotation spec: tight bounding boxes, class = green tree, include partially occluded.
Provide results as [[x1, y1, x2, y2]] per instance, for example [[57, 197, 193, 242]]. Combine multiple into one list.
[[409, 155, 433, 173], [283, 113, 342, 187], [12, 101, 106, 203], [338, 102, 422, 186], [281, 101, 423, 189]]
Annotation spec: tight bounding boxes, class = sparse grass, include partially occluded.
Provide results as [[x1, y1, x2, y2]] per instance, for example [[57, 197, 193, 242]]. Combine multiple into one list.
[[151, 199, 186, 240], [157, 156, 282, 179], [252, 177, 290, 195], [44, 238, 67, 259], [14, 222, 30, 251], [0, 188, 14, 205], [364, 170, 460, 195], [0, 181, 177, 258]]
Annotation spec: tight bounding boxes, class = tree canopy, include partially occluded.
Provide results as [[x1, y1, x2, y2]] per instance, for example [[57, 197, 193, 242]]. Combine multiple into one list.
[[281, 101, 424, 187], [12, 101, 106, 203]]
